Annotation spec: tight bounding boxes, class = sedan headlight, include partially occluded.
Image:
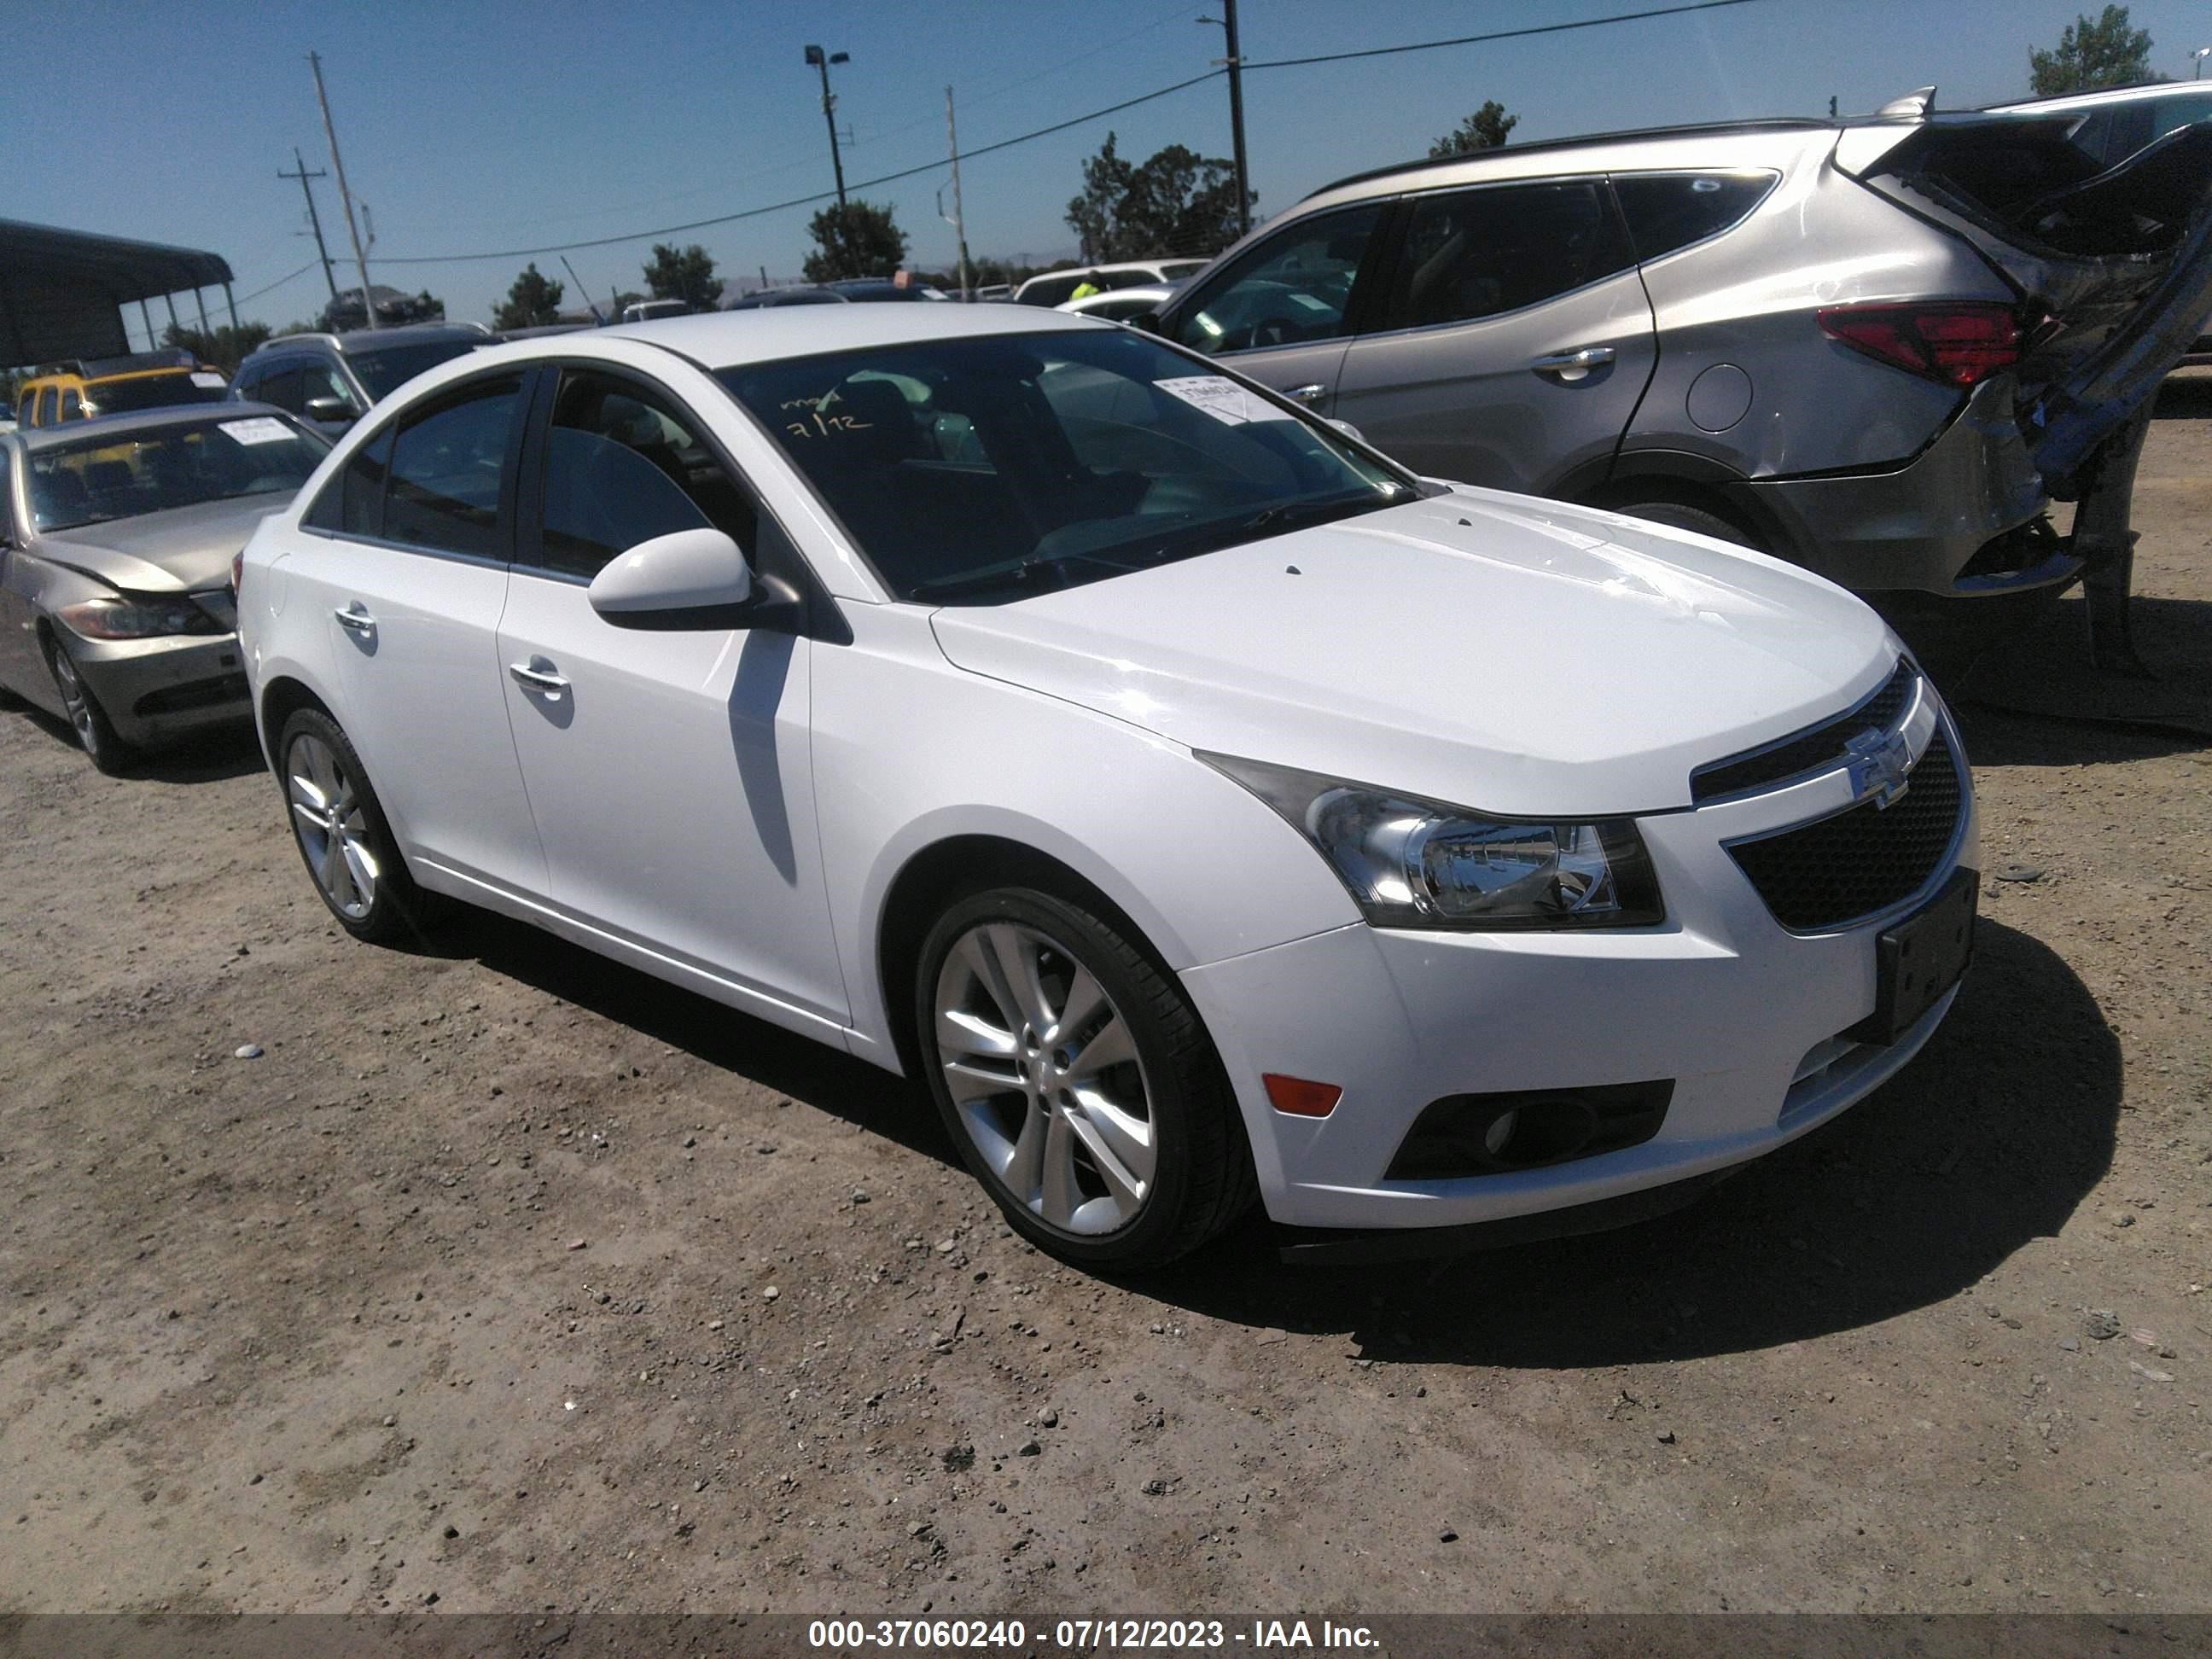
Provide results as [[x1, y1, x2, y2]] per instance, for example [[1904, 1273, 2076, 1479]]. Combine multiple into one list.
[[55, 594, 227, 641], [1201, 752, 1663, 930]]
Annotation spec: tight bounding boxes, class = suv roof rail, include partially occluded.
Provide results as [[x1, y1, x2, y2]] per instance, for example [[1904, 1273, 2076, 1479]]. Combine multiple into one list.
[[1301, 117, 1840, 203]]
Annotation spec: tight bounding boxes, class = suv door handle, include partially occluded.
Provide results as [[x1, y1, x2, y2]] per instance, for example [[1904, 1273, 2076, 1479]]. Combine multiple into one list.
[[508, 658, 569, 696], [1284, 383, 1329, 404], [1530, 346, 1617, 381], [333, 602, 375, 633]]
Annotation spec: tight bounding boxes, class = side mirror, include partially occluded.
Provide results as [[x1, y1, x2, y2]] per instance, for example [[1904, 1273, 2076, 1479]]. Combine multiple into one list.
[[1134, 309, 1169, 335], [305, 395, 358, 426], [588, 527, 753, 623]]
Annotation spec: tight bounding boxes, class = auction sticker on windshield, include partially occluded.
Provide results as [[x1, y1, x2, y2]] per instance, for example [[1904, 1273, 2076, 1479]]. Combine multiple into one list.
[[219, 417, 295, 445], [1155, 376, 1295, 427]]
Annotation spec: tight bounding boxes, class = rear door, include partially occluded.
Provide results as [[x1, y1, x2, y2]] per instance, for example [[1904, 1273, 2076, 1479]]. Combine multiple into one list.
[[1330, 178, 1655, 492], [1156, 202, 1389, 416], [495, 362, 847, 1023], [306, 369, 546, 894]]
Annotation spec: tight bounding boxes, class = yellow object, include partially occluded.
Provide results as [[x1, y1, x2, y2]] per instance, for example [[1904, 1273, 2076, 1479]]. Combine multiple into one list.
[[15, 352, 224, 428]]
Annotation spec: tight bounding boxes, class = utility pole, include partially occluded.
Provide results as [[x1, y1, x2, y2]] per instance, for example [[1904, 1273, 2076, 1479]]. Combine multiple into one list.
[[945, 86, 973, 303], [280, 146, 340, 301], [308, 50, 378, 329], [1198, 3, 1252, 238]]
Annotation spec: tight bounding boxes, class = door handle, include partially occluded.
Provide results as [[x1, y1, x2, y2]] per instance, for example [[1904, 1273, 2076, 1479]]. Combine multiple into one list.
[[508, 658, 569, 696], [1284, 382, 1329, 404], [333, 602, 375, 633], [1530, 346, 1617, 381]]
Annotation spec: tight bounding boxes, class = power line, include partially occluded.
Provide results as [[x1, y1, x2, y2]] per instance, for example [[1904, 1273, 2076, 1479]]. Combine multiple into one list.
[[1241, 0, 1769, 71], [371, 68, 1225, 266], [232, 260, 323, 307]]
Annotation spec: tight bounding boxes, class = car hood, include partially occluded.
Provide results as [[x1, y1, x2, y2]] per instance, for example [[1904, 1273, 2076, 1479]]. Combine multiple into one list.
[[928, 491, 1896, 818], [40, 496, 287, 593]]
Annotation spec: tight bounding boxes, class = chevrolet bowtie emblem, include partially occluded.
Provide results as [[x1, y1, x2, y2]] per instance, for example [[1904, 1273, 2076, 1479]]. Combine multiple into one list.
[[1844, 726, 1912, 810]]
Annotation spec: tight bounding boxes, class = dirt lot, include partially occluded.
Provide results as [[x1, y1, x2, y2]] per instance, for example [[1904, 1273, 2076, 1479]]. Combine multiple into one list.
[[2, 379, 2208, 1621]]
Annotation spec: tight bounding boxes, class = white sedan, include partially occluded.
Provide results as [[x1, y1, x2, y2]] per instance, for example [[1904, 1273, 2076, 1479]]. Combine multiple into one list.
[[236, 306, 1977, 1269]]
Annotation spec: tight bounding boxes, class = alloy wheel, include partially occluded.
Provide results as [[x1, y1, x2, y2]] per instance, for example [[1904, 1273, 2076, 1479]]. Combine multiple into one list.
[[47, 643, 99, 754], [287, 732, 380, 919], [933, 921, 1157, 1236]]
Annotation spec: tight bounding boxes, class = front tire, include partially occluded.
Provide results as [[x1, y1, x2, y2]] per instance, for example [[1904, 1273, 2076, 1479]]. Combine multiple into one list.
[[276, 707, 439, 945], [43, 632, 132, 774], [916, 887, 1255, 1271]]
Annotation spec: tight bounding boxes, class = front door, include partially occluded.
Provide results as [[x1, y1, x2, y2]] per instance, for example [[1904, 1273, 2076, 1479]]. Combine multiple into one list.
[[1332, 178, 1656, 492], [496, 364, 847, 1024], [1157, 202, 1388, 416]]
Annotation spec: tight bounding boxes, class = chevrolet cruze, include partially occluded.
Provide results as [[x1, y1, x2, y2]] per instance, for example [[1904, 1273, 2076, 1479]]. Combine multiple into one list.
[[236, 306, 1978, 1269]]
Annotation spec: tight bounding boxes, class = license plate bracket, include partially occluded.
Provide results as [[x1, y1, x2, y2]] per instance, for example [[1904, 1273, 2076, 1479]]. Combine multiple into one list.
[[1849, 867, 1977, 1045]]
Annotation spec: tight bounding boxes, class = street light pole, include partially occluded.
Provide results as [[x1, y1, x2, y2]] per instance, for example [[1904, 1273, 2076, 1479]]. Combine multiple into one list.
[[1196, 5, 1252, 239], [805, 43, 853, 276], [307, 50, 377, 330], [2194, 46, 2210, 79]]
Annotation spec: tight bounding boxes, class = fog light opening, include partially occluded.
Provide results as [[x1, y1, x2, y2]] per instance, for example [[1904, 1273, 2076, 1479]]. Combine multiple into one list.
[[1476, 1095, 1598, 1168]]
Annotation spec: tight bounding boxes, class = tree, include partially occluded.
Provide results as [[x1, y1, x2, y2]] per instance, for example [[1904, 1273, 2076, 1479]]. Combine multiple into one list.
[[2030, 6, 2155, 95], [643, 243, 725, 311], [1064, 131, 1254, 262], [493, 263, 565, 330], [802, 201, 911, 282], [160, 321, 271, 374], [1429, 100, 1519, 157]]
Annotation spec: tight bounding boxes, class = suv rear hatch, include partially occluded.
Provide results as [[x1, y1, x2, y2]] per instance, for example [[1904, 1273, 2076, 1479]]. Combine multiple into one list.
[[1840, 111, 2212, 491]]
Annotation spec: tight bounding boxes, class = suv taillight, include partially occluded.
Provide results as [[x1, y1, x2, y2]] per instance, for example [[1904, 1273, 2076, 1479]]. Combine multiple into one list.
[[1816, 303, 2023, 387]]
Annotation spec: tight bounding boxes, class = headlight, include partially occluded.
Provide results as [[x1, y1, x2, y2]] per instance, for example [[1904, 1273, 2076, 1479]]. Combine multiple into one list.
[[1201, 753, 1664, 930], [55, 594, 226, 640]]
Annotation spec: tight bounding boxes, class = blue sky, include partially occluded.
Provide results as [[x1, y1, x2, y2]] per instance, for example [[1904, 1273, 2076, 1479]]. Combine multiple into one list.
[[7, 0, 2209, 334]]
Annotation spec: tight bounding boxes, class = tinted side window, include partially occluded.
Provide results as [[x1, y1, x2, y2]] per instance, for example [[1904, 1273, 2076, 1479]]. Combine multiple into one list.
[[300, 361, 354, 411], [0, 447, 15, 539], [38, 387, 57, 426], [2150, 92, 2212, 143], [1377, 182, 1635, 332], [382, 375, 523, 559], [1613, 172, 1778, 263], [303, 423, 396, 537], [61, 390, 83, 421], [258, 368, 306, 414], [1175, 203, 1382, 356], [533, 370, 756, 579]]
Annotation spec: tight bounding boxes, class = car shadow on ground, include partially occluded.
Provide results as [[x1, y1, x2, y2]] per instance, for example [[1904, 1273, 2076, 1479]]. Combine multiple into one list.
[[1953, 594, 2212, 754], [433, 907, 961, 1169], [7, 705, 266, 783], [2151, 371, 2212, 419], [1140, 917, 2120, 1368]]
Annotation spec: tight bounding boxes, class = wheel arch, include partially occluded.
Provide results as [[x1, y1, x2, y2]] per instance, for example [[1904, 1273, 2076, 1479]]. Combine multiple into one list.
[[257, 672, 337, 772], [1569, 453, 1795, 557]]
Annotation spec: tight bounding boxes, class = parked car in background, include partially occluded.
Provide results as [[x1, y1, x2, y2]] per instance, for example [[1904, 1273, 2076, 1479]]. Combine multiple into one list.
[[14, 350, 229, 428], [620, 299, 691, 324], [1988, 80, 2212, 368], [1150, 106, 2212, 659], [726, 281, 951, 309], [969, 283, 1014, 303], [1, 405, 327, 770], [239, 306, 1976, 1270], [1058, 282, 1182, 323], [229, 323, 494, 438], [1013, 259, 1209, 307], [498, 322, 598, 342]]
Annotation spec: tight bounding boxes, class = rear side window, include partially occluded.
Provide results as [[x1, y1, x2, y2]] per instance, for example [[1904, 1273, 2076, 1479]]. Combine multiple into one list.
[[1377, 181, 1636, 331], [38, 387, 57, 426], [381, 375, 522, 558], [533, 369, 755, 579], [1613, 172, 1778, 263], [60, 390, 82, 421], [306, 423, 397, 538]]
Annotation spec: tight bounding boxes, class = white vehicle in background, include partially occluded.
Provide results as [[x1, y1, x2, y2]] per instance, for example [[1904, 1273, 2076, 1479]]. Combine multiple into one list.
[[236, 306, 1977, 1270], [1013, 259, 1208, 306], [1057, 282, 1182, 323], [620, 299, 690, 324]]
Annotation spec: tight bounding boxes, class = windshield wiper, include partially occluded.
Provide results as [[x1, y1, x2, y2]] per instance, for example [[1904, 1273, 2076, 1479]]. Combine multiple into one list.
[[1238, 489, 1405, 539], [907, 550, 1125, 602]]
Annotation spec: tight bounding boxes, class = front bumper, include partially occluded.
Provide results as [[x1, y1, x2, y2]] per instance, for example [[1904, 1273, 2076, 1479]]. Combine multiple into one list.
[[1181, 713, 1980, 1234], [68, 630, 251, 747], [1740, 377, 2053, 597]]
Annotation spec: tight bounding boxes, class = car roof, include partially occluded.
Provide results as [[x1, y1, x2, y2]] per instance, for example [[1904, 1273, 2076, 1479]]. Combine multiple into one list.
[[1301, 117, 1838, 201], [242, 322, 492, 361], [503, 302, 1115, 370], [1988, 81, 2210, 113], [15, 401, 294, 451]]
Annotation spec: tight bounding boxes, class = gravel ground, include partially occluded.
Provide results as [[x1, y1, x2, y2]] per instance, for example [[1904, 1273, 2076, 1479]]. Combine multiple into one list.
[[1, 378, 2206, 1618]]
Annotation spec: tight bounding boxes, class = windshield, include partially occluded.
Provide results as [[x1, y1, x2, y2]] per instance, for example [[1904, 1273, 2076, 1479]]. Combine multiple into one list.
[[719, 329, 1413, 604], [26, 415, 329, 533], [347, 338, 482, 401], [83, 372, 228, 416]]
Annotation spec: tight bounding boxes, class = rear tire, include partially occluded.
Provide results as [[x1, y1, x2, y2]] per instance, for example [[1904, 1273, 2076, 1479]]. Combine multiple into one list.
[[1611, 500, 1762, 550], [916, 886, 1255, 1272], [276, 707, 445, 945], [42, 632, 133, 775]]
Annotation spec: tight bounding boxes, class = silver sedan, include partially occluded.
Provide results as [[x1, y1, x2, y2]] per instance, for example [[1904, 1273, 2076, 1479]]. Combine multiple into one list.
[[0, 405, 328, 771]]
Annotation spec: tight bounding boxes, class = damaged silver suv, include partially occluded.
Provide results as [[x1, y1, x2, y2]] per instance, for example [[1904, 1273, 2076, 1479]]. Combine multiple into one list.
[[1150, 100, 2212, 660]]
